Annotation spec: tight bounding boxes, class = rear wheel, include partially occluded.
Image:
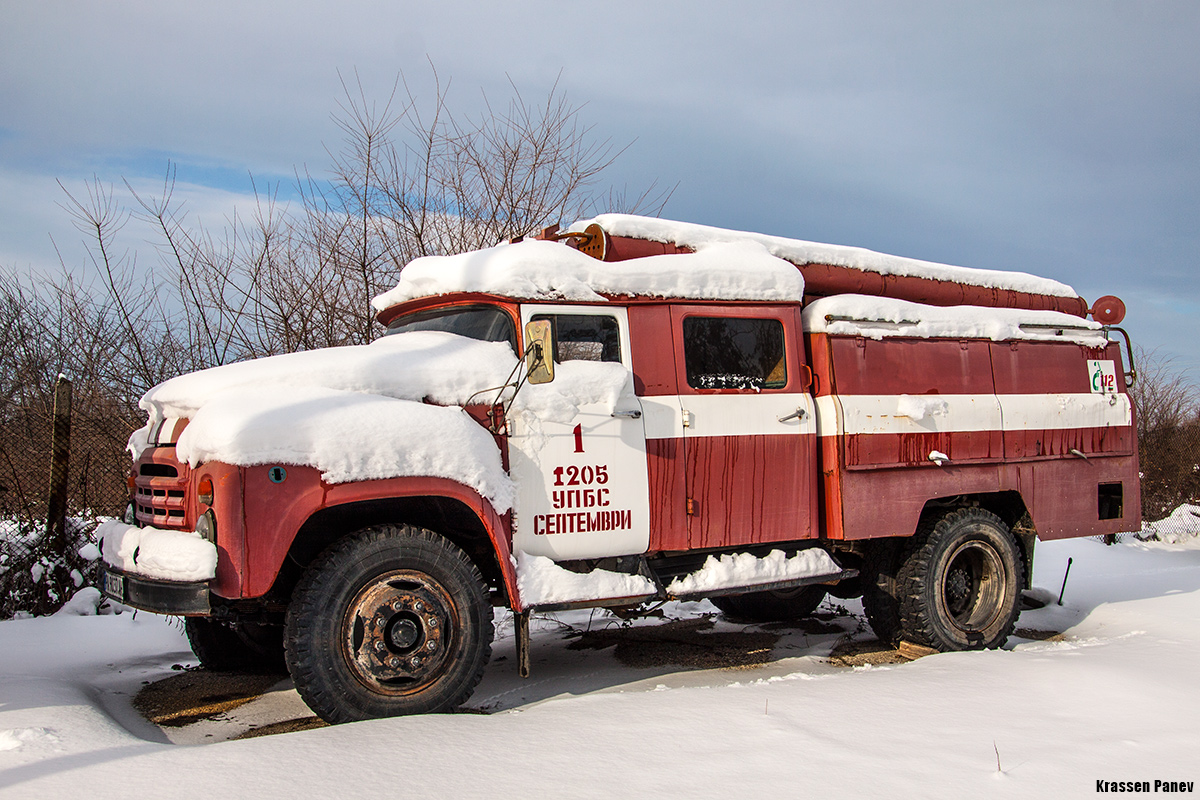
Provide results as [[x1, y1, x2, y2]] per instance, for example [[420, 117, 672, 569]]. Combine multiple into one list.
[[284, 524, 493, 724], [896, 508, 1023, 650], [711, 584, 827, 622]]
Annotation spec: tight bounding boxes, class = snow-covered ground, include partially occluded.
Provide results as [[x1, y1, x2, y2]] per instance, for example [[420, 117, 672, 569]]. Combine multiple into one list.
[[2, 536, 1199, 798]]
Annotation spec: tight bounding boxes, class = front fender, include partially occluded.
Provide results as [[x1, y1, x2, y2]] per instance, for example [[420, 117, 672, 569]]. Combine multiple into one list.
[[232, 465, 517, 607]]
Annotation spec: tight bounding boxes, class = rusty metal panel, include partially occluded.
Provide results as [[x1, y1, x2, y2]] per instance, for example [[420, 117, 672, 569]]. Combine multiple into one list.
[[845, 430, 1006, 469], [627, 304, 679, 396], [1027, 456, 1141, 539], [645, 437, 688, 551], [829, 336, 996, 397], [839, 464, 1004, 540], [683, 433, 820, 549]]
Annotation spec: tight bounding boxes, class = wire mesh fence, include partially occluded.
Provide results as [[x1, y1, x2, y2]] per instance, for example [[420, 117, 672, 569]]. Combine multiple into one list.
[[1, 379, 137, 618], [1139, 420, 1200, 523]]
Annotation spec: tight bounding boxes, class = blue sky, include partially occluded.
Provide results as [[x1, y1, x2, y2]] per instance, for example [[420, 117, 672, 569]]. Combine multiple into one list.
[[2, 1, 1198, 384]]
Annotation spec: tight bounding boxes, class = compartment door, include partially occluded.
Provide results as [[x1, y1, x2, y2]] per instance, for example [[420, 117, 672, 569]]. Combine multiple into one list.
[[671, 306, 818, 550]]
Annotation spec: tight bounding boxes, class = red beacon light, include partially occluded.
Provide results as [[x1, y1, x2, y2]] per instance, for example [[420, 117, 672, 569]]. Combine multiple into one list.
[[1089, 295, 1126, 326]]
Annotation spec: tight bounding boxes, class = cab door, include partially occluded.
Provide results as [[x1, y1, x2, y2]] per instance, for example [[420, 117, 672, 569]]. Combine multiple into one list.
[[508, 305, 652, 560], [670, 306, 818, 550]]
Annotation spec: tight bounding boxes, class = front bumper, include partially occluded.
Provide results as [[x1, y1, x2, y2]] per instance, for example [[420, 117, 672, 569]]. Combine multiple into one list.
[[101, 567, 210, 615]]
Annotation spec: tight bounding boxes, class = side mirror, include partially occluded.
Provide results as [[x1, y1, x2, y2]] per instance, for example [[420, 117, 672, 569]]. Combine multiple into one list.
[[524, 320, 555, 385]]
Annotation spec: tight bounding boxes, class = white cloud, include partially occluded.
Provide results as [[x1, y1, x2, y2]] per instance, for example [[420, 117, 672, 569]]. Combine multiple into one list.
[[1, 0, 1197, 384]]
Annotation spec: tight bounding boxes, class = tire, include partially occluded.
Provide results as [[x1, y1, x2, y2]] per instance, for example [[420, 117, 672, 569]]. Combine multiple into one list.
[[185, 618, 287, 674], [711, 585, 827, 622], [284, 524, 493, 724], [896, 508, 1023, 651]]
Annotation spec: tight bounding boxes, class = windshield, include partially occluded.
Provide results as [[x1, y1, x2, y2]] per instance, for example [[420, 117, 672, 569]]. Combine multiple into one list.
[[384, 305, 518, 352]]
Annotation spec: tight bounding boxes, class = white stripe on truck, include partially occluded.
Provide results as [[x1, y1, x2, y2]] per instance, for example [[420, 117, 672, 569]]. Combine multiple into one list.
[[813, 393, 1131, 437]]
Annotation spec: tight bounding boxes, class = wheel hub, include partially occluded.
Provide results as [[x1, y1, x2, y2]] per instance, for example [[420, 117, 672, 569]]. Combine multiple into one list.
[[342, 570, 457, 695], [940, 540, 1005, 632], [945, 565, 974, 617], [387, 616, 421, 651]]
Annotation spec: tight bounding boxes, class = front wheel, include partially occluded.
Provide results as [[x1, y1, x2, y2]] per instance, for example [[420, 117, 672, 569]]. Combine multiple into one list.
[[284, 524, 493, 723], [897, 508, 1023, 651]]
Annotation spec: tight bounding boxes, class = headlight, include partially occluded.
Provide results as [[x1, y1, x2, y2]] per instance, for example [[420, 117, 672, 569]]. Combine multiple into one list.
[[195, 509, 217, 543], [123, 503, 136, 525]]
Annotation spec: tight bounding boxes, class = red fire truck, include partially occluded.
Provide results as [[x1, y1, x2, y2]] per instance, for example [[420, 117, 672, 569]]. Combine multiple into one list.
[[101, 215, 1140, 723]]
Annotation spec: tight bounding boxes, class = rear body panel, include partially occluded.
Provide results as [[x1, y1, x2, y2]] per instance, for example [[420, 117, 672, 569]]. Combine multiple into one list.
[[808, 331, 1140, 541]]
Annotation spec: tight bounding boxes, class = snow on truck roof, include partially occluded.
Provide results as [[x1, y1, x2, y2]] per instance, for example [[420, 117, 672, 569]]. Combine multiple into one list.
[[371, 238, 806, 310], [803, 295, 1107, 346], [568, 214, 1080, 299], [371, 214, 1079, 310]]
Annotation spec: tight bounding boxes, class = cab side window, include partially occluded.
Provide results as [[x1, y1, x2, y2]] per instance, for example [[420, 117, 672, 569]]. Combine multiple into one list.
[[531, 314, 622, 363], [683, 316, 786, 390]]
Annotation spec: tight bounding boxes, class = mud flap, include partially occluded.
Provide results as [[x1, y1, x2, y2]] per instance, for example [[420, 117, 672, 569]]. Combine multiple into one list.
[[516, 610, 531, 678]]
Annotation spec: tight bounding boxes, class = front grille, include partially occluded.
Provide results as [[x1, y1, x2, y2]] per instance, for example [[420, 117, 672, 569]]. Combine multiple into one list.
[[135, 451, 191, 529]]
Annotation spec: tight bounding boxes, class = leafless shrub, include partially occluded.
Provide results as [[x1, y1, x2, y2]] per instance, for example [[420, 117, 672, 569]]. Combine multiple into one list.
[[98, 69, 670, 362], [1129, 348, 1200, 521]]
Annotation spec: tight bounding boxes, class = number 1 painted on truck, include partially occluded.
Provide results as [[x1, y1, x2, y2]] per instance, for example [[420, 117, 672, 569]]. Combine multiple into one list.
[[573, 423, 584, 453]]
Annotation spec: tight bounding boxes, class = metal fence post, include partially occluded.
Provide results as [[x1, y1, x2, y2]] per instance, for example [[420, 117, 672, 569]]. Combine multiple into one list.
[[45, 374, 72, 552]]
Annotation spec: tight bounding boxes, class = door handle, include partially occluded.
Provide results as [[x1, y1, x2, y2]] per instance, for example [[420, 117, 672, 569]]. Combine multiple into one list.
[[612, 409, 642, 419], [778, 408, 807, 423]]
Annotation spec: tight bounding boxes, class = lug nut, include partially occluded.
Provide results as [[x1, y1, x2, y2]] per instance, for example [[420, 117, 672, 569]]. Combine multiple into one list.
[[426, 641, 437, 652], [427, 616, 438, 627], [388, 656, 400, 667], [392, 600, 404, 611], [414, 601, 424, 611], [375, 641, 386, 652], [410, 656, 421, 667]]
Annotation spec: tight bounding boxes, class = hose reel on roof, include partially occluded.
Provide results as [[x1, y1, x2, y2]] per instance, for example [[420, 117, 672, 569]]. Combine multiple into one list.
[[536, 222, 608, 260]]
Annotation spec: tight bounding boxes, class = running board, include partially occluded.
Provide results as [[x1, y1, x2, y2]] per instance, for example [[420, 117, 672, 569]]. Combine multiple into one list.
[[523, 568, 858, 611], [526, 592, 662, 613], [667, 568, 858, 603]]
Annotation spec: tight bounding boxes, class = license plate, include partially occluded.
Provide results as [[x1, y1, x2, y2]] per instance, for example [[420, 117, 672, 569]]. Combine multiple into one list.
[[103, 571, 125, 601]]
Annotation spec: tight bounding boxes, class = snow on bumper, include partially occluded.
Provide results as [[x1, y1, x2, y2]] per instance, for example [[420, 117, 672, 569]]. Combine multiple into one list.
[[99, 520, 217, 583]]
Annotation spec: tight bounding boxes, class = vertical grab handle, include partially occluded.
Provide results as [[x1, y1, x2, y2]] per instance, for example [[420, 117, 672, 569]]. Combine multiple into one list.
[[1105, 326, 1137, 387]]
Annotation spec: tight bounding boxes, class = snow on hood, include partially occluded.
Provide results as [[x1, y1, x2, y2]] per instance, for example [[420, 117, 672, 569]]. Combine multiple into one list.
[[134, 332, 632, 513], [569, 214, 1080, 299], [801, 295, 1107, 345], [140, 331, 518, 423], [370, 238, 804, 310]]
